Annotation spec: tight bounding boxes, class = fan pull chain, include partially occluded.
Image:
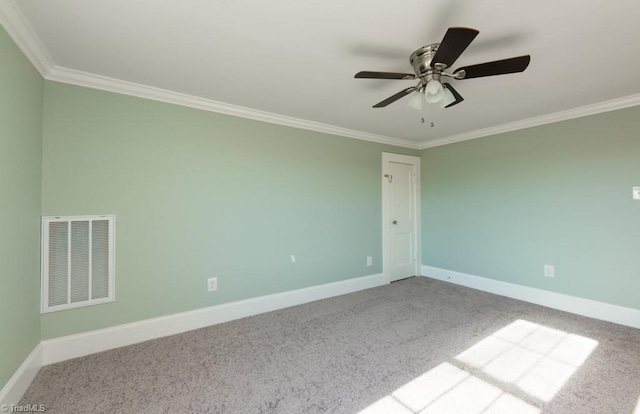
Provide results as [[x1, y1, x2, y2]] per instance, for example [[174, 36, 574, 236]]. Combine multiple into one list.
[[421, 102, 435, 127], [428, 102, 437, 127], [421, 98, 427, 124]]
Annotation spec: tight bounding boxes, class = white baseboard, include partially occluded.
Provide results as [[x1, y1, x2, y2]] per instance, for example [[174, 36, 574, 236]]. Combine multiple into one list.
[[0, 344, 43, 407], [42, 273, 385, 365], [421, 265, 640, 329]]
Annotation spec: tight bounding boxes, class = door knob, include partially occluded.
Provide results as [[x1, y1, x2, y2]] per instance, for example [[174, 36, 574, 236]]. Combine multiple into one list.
[[392, 220, 397, 225]]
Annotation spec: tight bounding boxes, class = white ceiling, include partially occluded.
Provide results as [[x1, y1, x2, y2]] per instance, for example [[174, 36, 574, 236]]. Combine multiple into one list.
[[3, 0, 640, 148]]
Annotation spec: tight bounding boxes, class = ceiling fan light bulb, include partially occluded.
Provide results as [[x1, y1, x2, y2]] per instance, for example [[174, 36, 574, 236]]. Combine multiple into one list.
[[440, 87, 456, 108], [424, 80, 444, 103], [407, 91, 424, 110]]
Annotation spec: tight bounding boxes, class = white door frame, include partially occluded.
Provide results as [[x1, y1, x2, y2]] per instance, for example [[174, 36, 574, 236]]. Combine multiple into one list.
[[382, 152, 422, 284]]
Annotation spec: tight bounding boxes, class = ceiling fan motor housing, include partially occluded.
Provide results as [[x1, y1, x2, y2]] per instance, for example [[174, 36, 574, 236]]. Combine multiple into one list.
[[410, 43, 441, 83]]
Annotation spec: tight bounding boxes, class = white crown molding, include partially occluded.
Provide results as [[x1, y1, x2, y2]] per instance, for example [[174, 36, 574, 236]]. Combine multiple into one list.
[[0, 343, 43, 407], [421, 265, 640, 329], [418, 93, 640, 150], [3, 0, 639, 151], [0, 0, 417, 149], [46, 65, 421, 149], [0, 0, 53, 76], [46, 63, 640, 152], [41, 273, 385, 365]]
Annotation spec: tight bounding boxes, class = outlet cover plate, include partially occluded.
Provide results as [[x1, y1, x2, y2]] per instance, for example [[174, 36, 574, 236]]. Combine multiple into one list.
[[207, 277, 218, 292], [543, 265, 555, 278], [633, 187, 640, 200]]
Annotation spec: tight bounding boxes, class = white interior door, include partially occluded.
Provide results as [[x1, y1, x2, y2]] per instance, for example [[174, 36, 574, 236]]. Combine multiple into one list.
[[383, 153, 421, 282]]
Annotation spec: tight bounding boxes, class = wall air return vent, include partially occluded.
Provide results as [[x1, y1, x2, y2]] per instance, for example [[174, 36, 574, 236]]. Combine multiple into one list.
[[41, 215, 115, 313]]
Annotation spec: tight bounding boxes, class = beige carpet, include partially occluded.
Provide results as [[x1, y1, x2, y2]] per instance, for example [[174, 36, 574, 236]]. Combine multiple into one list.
[[21, 277, 640, 413]]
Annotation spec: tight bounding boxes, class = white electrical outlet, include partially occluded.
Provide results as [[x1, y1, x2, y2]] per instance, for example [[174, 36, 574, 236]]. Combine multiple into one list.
[[633, 187, 640, 200], [366, 256, 373, 266], [207, 277, 218, 292], [543, 265, 555, 278]]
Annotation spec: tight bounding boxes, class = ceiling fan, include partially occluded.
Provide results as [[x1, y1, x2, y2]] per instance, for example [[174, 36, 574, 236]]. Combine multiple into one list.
[[354, 27, 530, 110]]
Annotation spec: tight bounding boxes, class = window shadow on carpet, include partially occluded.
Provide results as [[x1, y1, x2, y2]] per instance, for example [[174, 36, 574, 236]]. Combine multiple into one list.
[[358, 319, 598, 414]]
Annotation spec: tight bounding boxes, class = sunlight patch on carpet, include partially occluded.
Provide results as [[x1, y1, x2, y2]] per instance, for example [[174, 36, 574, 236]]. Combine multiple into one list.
[[390, 363, 469, 411], [456, 319, 598, 402], [358, 362, 539, 414], [358, 319, 598, 413]]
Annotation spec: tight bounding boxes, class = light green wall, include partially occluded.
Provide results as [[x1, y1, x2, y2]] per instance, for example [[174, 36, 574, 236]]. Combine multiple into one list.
[[421, 107, 640, 309], [7, 14, 637, 354], [0, 27, 43, 387], [40, 81, 417, 339]]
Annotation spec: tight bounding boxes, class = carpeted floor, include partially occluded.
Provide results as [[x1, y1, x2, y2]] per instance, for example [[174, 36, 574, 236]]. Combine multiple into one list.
[[21, 277, 640, 413]]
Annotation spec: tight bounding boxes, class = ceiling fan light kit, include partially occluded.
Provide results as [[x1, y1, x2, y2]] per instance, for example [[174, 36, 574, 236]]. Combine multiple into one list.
[[407, 91, 425, 111], [355, 27, 531, 111], [439, 87, 457, 108], [424, 79, 445, 103]]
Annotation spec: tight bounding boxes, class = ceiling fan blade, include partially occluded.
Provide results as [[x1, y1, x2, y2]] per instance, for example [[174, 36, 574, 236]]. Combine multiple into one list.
[[373, 87, 417, 108], [431, 27, 479, 69], [355, 71, 416, 80], [442, 83, 464, 108], [455, 55, 531, 79]]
